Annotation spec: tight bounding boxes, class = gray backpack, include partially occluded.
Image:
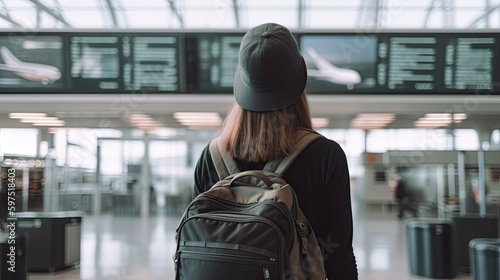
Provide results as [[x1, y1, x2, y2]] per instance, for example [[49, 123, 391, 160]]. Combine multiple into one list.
[[174, 130, 326, 280]]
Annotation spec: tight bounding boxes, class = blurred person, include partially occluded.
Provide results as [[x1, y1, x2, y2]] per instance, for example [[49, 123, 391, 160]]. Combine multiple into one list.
[[394, 174, 418, 219], [192, 23, 357, 279]]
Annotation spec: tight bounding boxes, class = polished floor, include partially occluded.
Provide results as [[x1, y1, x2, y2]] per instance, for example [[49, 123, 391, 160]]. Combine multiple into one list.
[[26, 199, 473, 280]]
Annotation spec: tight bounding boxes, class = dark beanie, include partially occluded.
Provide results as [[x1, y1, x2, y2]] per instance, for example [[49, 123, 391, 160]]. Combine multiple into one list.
[[233, 23, 307, 112]]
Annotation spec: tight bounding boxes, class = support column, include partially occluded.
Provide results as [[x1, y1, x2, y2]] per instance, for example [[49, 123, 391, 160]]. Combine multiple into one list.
[[447, 163, 456, 197], [94, 144, 101, 216], [457, 151, 467, 215], [477, 149, 487, 216], [436, 165, 445, 219], [22, 166, 29, 211], [141, 134, 151, 219], [43, 131, 55, 212]]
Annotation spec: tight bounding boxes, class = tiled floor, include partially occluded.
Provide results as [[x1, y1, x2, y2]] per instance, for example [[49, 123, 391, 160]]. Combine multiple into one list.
[[25, 199, 473, 280]]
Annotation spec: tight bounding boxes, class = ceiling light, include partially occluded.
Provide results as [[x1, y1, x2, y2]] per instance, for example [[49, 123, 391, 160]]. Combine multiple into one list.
[[453, 113, 467, 121], [350, 119, 392, 124], [173, 112, 220, 119], [32, 121, 65, 127], [350, 123, 387, 129], [350, 113, 396, 129], [425, 113, 451, 118], [134, 122, 161, 127], [312, 118, 329, 128], [177, 119, 222, 124], [9, 113, 47, 119], [128, 113, 152, 120], [355, 113, 396, 120], [19, 117, 61, 123], [185, 125, 221, 130], [129, 119, 158, 124], [414, 125, 444, 129], [174, 112, 222, 128], [414, 119, 452, 124]]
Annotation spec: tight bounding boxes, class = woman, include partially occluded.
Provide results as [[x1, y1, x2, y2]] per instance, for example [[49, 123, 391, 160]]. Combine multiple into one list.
[[193, 23, 358, 279]]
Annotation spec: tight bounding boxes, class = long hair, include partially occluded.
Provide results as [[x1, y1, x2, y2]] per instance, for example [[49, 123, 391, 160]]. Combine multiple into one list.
[[218, 91, 313, 162]]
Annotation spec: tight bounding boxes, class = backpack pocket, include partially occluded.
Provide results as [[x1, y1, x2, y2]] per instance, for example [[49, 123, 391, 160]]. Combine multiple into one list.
[[176, 213, 288, 280], [178, 245, 278, 280]]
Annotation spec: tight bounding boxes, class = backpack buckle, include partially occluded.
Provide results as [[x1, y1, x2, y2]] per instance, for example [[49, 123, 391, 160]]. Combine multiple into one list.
[[296, 221, 308, 254]]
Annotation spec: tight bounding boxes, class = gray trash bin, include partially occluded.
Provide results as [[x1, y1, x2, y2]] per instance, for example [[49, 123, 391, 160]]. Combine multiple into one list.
[[14, 211, 82, 272], [406, 218, 457, 279], [469, 238, 500, 280]]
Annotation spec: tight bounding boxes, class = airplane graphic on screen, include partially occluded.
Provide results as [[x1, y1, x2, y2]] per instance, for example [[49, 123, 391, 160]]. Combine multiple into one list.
[[306, 47, 361, 90], [0, 46, 61, 85]]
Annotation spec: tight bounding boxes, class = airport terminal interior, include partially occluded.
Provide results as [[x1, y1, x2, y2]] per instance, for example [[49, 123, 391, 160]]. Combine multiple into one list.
[[1, 0, 500, 279]]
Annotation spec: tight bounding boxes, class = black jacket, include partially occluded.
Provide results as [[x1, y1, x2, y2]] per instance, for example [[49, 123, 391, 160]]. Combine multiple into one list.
[[193, 136, 358, 279]]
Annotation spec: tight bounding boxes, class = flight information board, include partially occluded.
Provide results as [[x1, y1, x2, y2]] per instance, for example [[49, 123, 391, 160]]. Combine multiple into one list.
[[186, 33, 243, 92], [0, 31, 499, 94], [123, 35, 179, 92], [70, 35, 121, 90], [444, 36, 496, 90], [378, 33, 499, 93], [378, 35, 440, 91]]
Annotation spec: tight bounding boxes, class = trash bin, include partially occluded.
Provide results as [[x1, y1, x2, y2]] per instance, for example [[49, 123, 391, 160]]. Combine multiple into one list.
[[0, 232, 28, 280], [14, 211, 83, 272], [451, 214, 498, 273], [406, 217, 457, 279], [469, 238, 500, 280]]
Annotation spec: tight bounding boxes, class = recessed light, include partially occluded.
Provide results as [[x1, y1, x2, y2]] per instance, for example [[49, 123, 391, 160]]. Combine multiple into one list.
[[9, 113, 47, 119]]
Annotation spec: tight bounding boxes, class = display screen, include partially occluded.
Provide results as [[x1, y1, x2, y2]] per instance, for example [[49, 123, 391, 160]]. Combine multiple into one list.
[[186, 34, 243, 92], [300, 35, 377, 91], [0, 35, 64, 90], [378, 35, 438, 91], [70, 36, 121, 90], [123, 35, 179, 92], [444, 36, 496, 90]]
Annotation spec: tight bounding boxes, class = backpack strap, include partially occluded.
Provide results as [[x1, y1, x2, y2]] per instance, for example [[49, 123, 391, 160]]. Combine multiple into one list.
[[209, 138, 240, 180], [264, 129, 323, 176]]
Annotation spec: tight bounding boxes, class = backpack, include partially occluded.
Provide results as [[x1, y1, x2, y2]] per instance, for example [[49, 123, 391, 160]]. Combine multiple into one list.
[[174, 130, 326, 280]]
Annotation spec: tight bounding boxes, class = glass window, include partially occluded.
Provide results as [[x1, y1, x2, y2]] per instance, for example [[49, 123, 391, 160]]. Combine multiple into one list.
[[245, 9, 297, 28], [0, 128, 38, 157], [454, 9, 486, 28], [149, 141, 188, 176], [365, 128, 455, 152], [100, 140, 123, 175], [384, 10, 427, 29], [124, 9, 175, 28], [64, 11, 106, 28], [492, 129, 500, 145], [308, 9, 357, 28], [124, 140, 144, 165], [55, 0, 100, 8], [454, 129, 479, 150], [184, 9, 236, 28], [309, 0, 362, 7], [397, 0, 434, 8], [366, 129, 389, 153], [120, 0, 167, 8], [10, 10, 37, 27]]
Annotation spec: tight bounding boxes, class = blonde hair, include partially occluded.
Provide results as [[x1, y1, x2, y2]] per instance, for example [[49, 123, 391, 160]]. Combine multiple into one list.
[[218, 92, 313, 162]]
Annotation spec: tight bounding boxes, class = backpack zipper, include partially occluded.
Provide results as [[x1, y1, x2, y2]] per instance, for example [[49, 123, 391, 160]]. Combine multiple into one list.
[[179, 250, 276, 264], [178, 212, 287, 277]]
